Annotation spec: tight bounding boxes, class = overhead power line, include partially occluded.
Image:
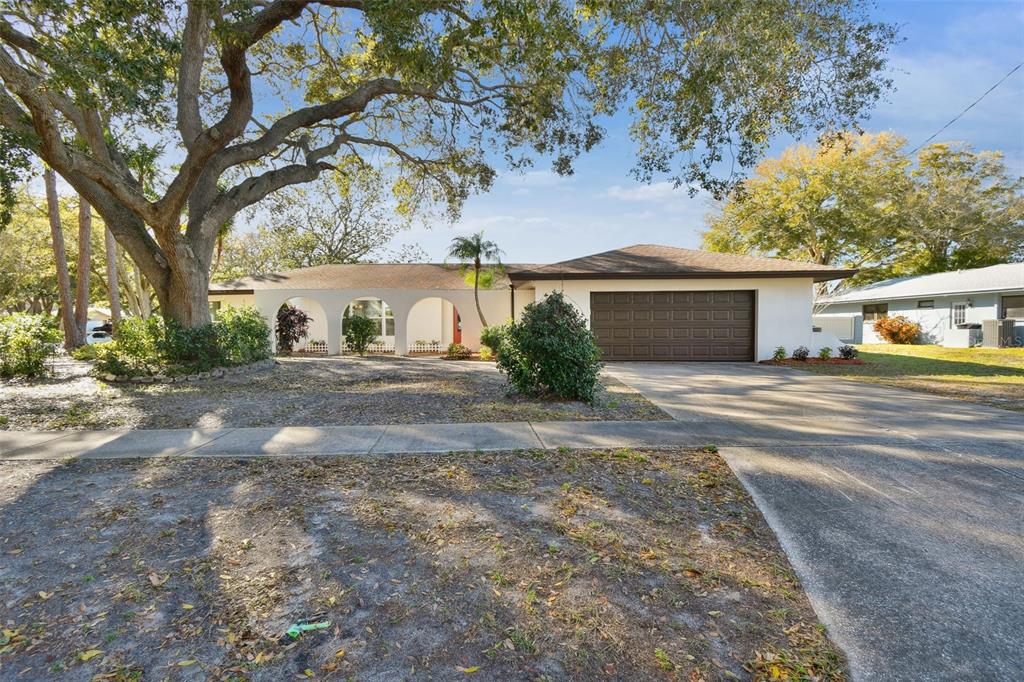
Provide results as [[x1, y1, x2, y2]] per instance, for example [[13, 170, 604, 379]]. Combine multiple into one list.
[[906, 60, 1024, 157]]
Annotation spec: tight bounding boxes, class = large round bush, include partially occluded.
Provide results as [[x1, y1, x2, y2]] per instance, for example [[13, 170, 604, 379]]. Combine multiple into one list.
[[497, 291, 602, 402]]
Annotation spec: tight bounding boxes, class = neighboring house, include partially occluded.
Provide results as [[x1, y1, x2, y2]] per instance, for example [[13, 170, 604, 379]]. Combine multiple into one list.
[[816, 263, 1024, 347], [208, 244, 853, 362]]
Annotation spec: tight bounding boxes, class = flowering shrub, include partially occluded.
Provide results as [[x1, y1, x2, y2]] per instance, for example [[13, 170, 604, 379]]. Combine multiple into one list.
[[792, 345, 810, 361], [873, 315, 920, 344]]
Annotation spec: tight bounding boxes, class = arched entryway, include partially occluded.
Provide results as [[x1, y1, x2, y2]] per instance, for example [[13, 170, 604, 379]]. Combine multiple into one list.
[[341, 296, 396, 354], [405, 297, 463, 354], [276, 297, 328, 354]]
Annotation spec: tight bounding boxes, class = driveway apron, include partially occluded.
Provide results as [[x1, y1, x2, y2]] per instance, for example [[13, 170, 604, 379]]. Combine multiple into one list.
[[605, 362, 1024, 682]]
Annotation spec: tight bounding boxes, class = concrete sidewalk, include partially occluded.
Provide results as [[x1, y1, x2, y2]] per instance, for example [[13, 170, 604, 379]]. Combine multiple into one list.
[[0, 419, 738, 460]]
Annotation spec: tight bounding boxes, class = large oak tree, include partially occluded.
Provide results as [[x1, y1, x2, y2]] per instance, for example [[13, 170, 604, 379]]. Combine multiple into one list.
[[1, 0, 896, 326]]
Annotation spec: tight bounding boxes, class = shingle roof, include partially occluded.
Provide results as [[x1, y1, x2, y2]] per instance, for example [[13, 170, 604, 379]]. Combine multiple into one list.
[[210, 263, 514, 293], [824, 263, 1024, 304], [508, 244, 855, 283]]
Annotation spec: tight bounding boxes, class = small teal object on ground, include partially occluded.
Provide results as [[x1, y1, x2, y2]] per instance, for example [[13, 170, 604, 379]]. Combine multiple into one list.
[[285, 619, 331, 639]]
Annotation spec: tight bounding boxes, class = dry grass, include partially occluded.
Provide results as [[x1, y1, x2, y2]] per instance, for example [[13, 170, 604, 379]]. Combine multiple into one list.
[[795, 344, 1024, 412], [0, 448, 844, 681]]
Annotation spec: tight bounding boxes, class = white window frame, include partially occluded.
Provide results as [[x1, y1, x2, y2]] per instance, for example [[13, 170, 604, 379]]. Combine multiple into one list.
[[950, 301, 968, 327]]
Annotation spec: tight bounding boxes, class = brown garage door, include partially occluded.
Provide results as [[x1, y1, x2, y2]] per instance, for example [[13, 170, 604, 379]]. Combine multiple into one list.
[[591, 291, 754, 361]]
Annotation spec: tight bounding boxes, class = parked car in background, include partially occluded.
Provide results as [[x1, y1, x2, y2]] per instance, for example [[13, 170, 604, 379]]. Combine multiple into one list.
[[86, 320, 113, 345]]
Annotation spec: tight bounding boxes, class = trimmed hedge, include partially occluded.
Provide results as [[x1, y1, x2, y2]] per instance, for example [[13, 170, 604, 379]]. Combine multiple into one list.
[[94, 307, 270, 377], [496, 291, 602, 402], [0, 313, 61, 378]]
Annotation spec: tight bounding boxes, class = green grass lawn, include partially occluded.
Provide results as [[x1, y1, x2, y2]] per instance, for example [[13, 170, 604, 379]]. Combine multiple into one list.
[[797, 344, 1024, 412]]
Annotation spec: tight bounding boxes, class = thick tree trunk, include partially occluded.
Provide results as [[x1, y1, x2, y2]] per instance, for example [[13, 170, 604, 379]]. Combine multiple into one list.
[[104, 227, 122, 323], [75, 198, 92, 344], [157, 254, 212, 327], [44, 169, 80, 351]]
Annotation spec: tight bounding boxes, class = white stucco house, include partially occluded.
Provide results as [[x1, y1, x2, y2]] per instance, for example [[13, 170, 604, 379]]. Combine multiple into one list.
[[208, 244, 854, 362], [816, 263, 1024, 348]]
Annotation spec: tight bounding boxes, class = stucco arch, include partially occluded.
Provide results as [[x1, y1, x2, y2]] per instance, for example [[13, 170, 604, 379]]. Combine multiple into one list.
[[405, 295, 465, 353], [338, 293, 406, 355]]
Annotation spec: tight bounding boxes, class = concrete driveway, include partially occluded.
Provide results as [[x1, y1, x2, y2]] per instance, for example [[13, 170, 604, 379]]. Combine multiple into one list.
[[605, 362, 1024, 682]]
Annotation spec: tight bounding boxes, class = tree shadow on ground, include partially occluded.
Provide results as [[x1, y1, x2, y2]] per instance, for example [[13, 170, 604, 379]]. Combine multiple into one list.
[[0, 447, 841, 681]]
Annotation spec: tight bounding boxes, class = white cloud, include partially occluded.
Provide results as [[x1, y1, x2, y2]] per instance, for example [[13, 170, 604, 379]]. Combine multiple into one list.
[[502, 169, 573, 189], [604, 181, 682, 201]]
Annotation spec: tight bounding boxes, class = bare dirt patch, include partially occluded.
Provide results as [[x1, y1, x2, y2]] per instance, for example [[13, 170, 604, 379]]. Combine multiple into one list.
[[0, 448, 843, 681], [0, 356, 667, 430]]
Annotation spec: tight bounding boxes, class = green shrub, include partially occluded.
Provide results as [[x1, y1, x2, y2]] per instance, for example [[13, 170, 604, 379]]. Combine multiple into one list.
[[276, 304, 312, 353], [444, 342, 472, 359], [94, 307, 270, 377], [163, 320, 222, 371], [216, 306, 271, 365], [497, 291, 602, 402], [96, 316, 165, 375], [0, 313, 61, 378], [792, 345, 810, 361], [838, 344, 858, 359], [478, 345, 495, 361], [772, 346, 786, 362], [873, 315, 920, 344], [480, 322, 510, 358], [817, 346, 832, 360], [344, 315, 378, 356], [71, 343, 101, 361]]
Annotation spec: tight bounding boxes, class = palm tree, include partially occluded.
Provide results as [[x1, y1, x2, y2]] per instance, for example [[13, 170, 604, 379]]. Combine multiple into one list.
[[447, 232, 503, 327]]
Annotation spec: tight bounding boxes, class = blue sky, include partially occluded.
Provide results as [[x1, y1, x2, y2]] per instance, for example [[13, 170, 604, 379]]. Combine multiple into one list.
[[389, 0, 1024, 265]]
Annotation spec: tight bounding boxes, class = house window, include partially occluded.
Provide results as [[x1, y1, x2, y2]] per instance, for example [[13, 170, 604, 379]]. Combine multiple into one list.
[[343, 298, 395, 337], [917, 300, 934, 309], [1003, 295, 1024, 320], [951, 302, 967, 326], [862, 303, 888, 321], [209, 300, 222, 318]]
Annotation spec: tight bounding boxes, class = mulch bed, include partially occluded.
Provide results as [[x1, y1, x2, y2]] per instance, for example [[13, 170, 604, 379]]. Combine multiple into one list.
[[761, 359, 865, 366], [0, 448, 846, 681]]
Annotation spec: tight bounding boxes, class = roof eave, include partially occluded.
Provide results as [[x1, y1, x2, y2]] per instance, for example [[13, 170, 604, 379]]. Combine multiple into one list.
[[825, 282, 1024, 305], [209, 288, 255, 295], [509, 269, 857, 283]]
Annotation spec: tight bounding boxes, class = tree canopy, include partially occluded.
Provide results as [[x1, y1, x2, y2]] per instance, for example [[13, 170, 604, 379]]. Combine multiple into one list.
[[703, 133, 1024, 287], [1, 0, 897, 325]]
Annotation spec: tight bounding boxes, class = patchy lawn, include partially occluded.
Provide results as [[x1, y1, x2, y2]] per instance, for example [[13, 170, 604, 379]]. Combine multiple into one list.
[[0, 356, 667, 430], [0, 448, 844, 681], [795, 344, 1024, 412]]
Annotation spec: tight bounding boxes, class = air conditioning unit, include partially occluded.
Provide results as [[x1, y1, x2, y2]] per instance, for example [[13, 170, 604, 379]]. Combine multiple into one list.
[[981, 319, 1015, 348]]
